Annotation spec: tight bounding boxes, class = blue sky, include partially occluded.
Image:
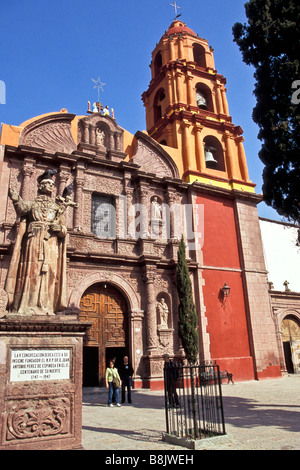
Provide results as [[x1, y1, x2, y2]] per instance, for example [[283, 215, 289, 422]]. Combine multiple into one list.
[[0, 0, 281, 220]]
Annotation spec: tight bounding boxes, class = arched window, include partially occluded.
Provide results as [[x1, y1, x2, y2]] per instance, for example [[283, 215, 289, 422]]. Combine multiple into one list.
[[203, 136, 225, 171], [154, 51, 163, 77], [196, 83, 214, 112], [153, 88, 166, 123], [193, 43, 206, 68], [91, 194, 116, 238]]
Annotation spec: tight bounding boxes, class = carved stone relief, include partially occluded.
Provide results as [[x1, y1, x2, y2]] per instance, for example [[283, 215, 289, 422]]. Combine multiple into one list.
[[6, 397, 71, 441], [19, 114, 77, 154], [131, 131, 180, 178]]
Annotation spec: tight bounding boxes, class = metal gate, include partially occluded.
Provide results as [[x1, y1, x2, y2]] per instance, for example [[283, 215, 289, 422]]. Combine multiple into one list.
[[164, 361, 226, 440]]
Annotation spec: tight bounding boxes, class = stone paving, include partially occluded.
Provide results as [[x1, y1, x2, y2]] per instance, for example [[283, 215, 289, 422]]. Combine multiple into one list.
[[82, 375, 300, 451]]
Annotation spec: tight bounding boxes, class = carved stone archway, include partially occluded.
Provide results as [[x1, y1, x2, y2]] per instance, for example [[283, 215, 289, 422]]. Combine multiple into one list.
[[279, 312, 300, 374], [79, 282, 128, 385], [68, 272, 144, 386], [68, 271, 140, 312]]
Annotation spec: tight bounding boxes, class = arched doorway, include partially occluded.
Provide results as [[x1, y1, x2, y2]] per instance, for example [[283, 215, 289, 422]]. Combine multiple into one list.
[[281, 316, 300, 374], [79, 283, 129, 386]]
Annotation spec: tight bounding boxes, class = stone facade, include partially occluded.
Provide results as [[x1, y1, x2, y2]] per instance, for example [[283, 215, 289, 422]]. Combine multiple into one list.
[[0, 111, 193, 388], [259, 218, 300, 375], [0, 19, 284, 388], [234, 199, 281, 378]]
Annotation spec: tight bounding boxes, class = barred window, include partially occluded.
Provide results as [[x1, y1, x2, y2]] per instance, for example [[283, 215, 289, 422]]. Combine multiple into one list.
[[91, 194, 116, 238]]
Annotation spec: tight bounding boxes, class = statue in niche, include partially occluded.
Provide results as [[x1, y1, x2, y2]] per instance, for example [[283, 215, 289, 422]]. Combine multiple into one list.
[[151, 196, 162, 220], [5, 170, 77, 316], [96, 128, 105, 147], [157, 297, 169, 329]]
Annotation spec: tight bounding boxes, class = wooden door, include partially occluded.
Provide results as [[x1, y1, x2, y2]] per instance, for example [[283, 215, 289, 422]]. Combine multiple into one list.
[[79, 283, 128, 385]]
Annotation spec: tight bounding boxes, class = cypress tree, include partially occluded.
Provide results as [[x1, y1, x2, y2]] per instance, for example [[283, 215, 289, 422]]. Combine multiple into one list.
[[233, 0, 300, 223], [176, 236, 199, 364]]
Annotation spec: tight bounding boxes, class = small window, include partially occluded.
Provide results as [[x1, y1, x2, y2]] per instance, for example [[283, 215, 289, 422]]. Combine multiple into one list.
[[91, 194, 116, 238]]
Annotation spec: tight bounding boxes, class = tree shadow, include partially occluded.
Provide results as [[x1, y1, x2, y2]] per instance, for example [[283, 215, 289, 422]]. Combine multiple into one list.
[[223, 395, 300, 433], [82, 425, 164, 444]]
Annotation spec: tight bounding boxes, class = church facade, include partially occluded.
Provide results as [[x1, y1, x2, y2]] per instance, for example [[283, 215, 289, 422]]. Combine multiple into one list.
[[0, 20, 282, 388]]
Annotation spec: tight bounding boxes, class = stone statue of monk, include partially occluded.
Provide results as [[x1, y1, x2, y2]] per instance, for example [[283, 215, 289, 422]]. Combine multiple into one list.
[[5, 174, 69, 316]]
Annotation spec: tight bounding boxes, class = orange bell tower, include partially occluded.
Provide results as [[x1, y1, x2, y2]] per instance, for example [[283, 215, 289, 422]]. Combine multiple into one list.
[[142, 19, 255, 193]]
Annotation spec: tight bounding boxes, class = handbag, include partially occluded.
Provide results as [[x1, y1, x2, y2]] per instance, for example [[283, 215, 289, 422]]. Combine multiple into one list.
[[112, 372, 120, 389]]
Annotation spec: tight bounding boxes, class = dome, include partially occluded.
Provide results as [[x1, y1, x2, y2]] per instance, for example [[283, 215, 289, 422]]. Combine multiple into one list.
[[165, 20, 196, 37]]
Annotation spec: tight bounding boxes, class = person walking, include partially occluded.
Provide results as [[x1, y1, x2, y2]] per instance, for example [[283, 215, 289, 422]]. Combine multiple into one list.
[[163, 354, 180, 407], [119, 356, 134, 404], [105, 360, 121, 407]]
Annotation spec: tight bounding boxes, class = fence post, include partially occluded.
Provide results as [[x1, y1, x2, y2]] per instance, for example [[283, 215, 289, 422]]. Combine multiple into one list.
[[163, 365, 170, 434], [190, 365, 199, 439], [216, 364, 226, 435]]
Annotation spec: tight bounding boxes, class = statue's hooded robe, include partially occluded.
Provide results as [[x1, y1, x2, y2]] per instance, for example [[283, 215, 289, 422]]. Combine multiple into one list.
[[5, 194, 67, 315]]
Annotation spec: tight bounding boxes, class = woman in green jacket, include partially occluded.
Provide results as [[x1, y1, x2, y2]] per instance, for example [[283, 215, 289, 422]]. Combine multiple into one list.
[[105, 360, 121, 407]]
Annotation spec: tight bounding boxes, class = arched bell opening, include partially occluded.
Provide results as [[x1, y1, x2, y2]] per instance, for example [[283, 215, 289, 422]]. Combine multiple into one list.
[[153, 88, 166, 124], [153, 50, 163, 78], [193, 43, 206, 69], [195, 83, 214, 113], [203, 135, 225, 171]]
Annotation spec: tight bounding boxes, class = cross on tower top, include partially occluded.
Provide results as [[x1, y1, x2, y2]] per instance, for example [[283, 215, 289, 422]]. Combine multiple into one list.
[[92, 77, 106, 102], [169, 1, 182, 18]]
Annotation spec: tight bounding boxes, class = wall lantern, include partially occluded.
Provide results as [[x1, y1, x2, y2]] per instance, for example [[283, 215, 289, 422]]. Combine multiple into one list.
[[221, 283, 230, 300]]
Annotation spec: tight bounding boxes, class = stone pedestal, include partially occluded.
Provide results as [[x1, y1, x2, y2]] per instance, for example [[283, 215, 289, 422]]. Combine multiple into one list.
[[142, 355, 165, 390], [0, 315, 91, 450]]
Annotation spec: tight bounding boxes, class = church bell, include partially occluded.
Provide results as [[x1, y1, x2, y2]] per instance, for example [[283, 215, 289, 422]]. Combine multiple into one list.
[[204, 146, 218, 165]]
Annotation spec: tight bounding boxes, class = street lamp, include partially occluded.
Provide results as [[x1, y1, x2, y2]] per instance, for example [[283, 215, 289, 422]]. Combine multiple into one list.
[[221, 283, 230, 300]]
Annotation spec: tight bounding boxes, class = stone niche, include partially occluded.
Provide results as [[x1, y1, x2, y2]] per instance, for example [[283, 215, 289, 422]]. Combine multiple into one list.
[[77, 113, 126, 162], [0, 317, 91, 450]]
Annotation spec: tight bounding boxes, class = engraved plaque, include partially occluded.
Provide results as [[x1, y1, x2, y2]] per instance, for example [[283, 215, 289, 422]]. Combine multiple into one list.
[[10, 349, 70, 382]]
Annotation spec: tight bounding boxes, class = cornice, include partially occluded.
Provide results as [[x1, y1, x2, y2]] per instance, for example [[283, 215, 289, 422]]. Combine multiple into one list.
[[142, 61, 226, 101], [0, 317, 92, 333], [188, 180, 262, 204], [148, 108, 239, 139]]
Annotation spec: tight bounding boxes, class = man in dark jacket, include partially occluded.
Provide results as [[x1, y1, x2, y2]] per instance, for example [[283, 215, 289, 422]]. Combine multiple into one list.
[[163, 354, 180, 407], [119, 356, 134, 404]]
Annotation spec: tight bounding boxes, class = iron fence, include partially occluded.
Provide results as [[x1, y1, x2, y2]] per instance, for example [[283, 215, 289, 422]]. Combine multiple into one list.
[[164, 361, 226, 440]]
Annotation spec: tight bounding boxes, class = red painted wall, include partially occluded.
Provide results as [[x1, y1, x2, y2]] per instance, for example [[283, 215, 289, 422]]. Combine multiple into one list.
[[196, 194, 255, 380], [197, 195, 240, 268]]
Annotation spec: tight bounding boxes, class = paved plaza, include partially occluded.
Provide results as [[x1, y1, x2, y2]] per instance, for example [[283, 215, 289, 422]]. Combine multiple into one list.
[[81, 374, 300, 451]]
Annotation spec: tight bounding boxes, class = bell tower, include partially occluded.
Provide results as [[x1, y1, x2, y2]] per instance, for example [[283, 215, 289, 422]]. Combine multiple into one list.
[[142, 19, 255, 193]]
